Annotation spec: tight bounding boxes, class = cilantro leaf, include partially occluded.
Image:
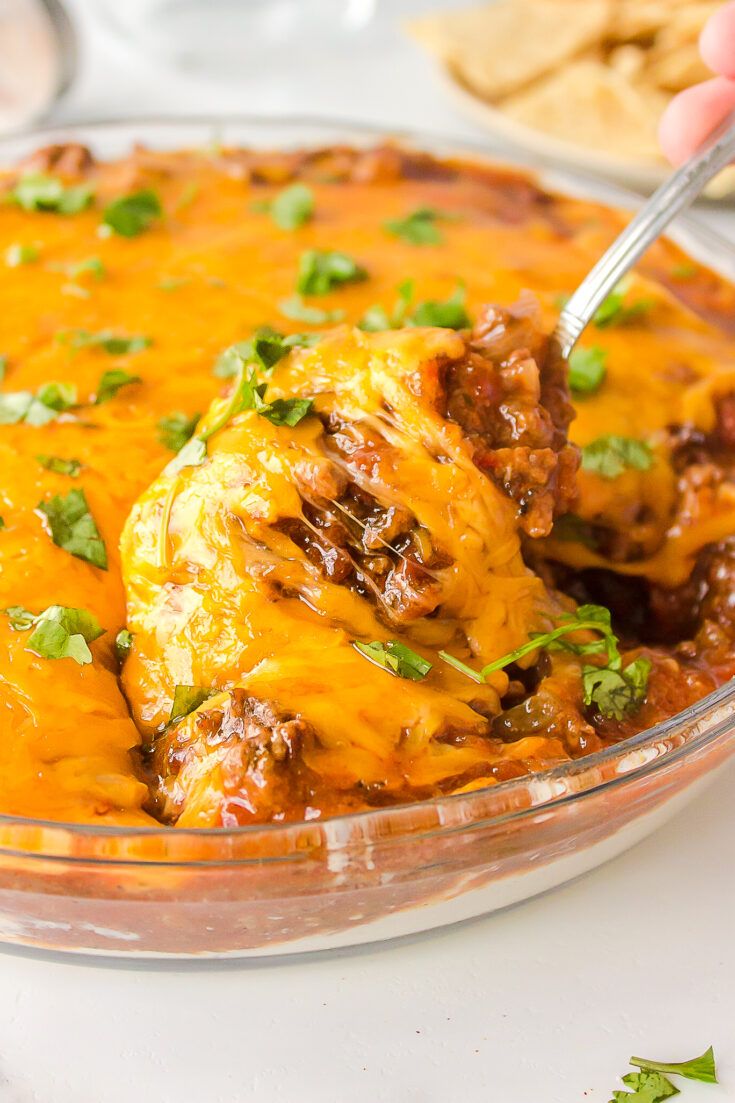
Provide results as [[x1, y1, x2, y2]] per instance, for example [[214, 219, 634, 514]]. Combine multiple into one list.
[[359, 280, 416, 332], [631, 1047, 717, 1084], [296, 249, 367, 295], [163, 435, 207, 477], [157, 411, 200, 452], [583, 657, 652, 720], [9, 174, 93, 214], [594, 280, 654, 329], [278, 295, 345, 325], [354, 639, 432, 681], [408, 281, 470, 329], [115, 628, 134, 662], [0, 354, 6, 381], [68, 256, 106, 281], [213, 327, 309, 379], [169, 685, 214, 725], [38, 488, 108, 569], [59, 328, 151, 355], [36, 454, 82, 477], [101, 189, 162, 237], [610, 1069, 679, 1102], [569, 346, 607, 396], [384, 207, 454, 246], [5, 243, 40, 267], [259, 397, 313, 427], [581, 435, 653, 479], [671, 263, 697, 280], [268, 183, 315, 230], [23, 605, 104, 665], [94, 369, 142, 405], [552, 513, 597, 549], [2, 605, 36, 630], [0, 383, 77, 427]]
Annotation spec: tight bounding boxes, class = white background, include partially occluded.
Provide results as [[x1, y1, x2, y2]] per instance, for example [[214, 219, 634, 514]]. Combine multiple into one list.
[[2, 1, 734, 1100]]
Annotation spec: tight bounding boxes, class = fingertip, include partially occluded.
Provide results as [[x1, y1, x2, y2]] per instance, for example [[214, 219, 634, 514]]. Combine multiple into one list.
[[701, 0, 735, 80], [659, 77, 735, 165]]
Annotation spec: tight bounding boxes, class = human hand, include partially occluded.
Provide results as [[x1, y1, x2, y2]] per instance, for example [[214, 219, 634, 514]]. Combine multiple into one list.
[[659, 0, 735, 164]]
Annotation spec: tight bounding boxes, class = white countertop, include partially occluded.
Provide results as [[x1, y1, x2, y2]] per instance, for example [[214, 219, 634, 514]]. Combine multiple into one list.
[[2, 2, 734, 1100]]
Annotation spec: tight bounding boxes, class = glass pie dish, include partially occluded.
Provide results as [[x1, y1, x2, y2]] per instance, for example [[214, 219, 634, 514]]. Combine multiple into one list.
[[0, 117, 733, 959]]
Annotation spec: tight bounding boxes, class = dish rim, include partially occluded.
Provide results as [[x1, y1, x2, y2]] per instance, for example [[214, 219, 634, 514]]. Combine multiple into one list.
[[1, 111, 734, 844]]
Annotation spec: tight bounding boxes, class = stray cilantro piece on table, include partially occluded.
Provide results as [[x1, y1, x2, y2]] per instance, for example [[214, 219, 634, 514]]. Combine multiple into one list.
[[157, 411, 200, 452], [94, 369, 142, 405], [169, 685, 215, 725], [115, 628, 134, 662], [609, 1069, 679, 1102], [5, 243, 39, 267], [593, 279, 654, 328], [38, 487, 108, 569], [631, 1047, 717, 1085], [441, 603, 651, 720], [384, 206, 456, 246], [8, 174, 93, 214], [36, 454, 82, 477], [27, 605, 104, 665], [296, 249, 367, 295], [58, 328, 151, 355], [263, 183, 315, 230], [278, 294, 345, 325], [569, 346, 607, 396], [354, 639, 432, 681], [101, 189, 162, 237], [582, 434, 653, 479]]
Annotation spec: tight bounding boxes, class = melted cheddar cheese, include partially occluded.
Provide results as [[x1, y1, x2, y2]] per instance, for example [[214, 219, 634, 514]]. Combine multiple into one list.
[[0, 143, 733, 827]]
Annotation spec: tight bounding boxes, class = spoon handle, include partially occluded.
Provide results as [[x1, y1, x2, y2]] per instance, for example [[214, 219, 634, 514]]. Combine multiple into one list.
[[554, 111, 735, 358]]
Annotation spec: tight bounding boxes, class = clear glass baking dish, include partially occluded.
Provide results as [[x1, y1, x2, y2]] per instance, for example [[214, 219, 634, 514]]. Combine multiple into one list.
[[0, 117, 733, 959]]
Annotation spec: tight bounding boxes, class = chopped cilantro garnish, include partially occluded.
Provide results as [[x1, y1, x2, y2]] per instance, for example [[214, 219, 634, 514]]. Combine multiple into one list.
[[68, 256, 106, 281], [115, 628, 134, 662], [164, 436, 207, 477], [552, 513, 597, 549], [59, 329, 151, 355], [38, 487, 107, 569], [409, 281, 470, 329], [157, 411, 200, 452], [354, 639, 432, 681], [359, 280, 415, 331], [8, 174, 93, 214], [5, 243, 39, 267], [2, 604, 104, 665], [296, 249, 367, 295], [36, 454, 82, 477], [266, 183, 315, 230], [260, 397, 314, 427], [3, 605, 35, 630], [383, 207, 454, 246], [593, 279, 654, 329], [158, 276, 187, 292], [671, 262, 697, 279], [0, 355, 6, 381], [441, 603, 650, 720], [101, 189, 162, 237], [0, 383, 77, 426], [169, 685, 214, 725], [630, 1047, 717, 1085], [569, 346, 607, 396], [94, 369, 141, 404], [581, 434, 653, 479], [278, 295, 345, 325]]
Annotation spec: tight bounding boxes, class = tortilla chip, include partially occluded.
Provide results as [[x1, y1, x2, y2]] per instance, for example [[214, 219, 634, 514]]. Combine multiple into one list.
[[501, 59, 668, 162], [646, 40, 712, 91], [409, 0, 612, 101]]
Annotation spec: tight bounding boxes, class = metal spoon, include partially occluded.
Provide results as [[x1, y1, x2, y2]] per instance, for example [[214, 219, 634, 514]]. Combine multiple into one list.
[[553, 112, 735, 359]]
